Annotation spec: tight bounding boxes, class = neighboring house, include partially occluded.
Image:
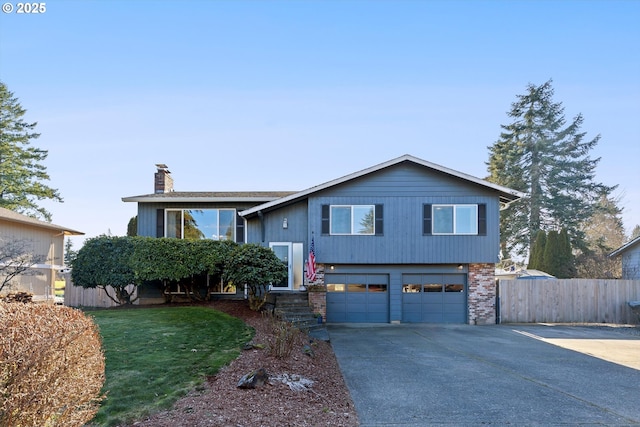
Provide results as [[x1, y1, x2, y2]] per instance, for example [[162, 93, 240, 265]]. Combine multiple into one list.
[[124, 155, 523, 324], [0, 207, 84, 303], [610, 236, 640, 280]]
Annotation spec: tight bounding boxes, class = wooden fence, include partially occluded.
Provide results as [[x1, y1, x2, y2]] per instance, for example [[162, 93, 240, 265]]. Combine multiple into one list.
[[499, 279, 640, 324], [63, 282, 138, 308]]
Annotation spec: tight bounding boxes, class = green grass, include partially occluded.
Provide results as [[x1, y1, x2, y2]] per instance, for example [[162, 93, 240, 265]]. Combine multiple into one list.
[[86, 306, 254, 427]]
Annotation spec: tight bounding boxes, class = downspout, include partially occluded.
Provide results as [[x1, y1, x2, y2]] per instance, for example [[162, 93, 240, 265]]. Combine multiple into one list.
[[257, 210, 265, 242], [499, 199, 519, 211]]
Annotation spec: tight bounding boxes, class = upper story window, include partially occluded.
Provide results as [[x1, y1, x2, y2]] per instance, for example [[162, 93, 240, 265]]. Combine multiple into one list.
[[331, 205, 374, 235], [165, 209, 235, 240], [322, 204, 384, 236], [424, 204, 486, 236]]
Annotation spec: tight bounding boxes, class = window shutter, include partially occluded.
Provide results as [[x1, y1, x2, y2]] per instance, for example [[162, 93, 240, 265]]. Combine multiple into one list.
[[236, 212, 245, 243], [478, 204, 487, 236], [156, 209, 165, 237], [321, 205, 330, 234], [375, 204, 384, 235], [423, 204, 432, 235]]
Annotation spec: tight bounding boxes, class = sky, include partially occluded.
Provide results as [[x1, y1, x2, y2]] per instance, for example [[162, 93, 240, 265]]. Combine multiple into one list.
[[1, 0, 639, 250]]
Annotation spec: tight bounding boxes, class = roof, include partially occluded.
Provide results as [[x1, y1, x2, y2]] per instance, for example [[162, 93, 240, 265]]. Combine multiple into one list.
[[239, 154, 525, 217], [495, 267, 556, 280], [609, 235, 640, 258], [122, 191, 297, 203], [0, 207, 84, 236]]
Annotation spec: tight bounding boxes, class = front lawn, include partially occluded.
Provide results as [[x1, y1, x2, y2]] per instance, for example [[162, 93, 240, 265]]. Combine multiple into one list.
[[86, 306, 254, 426]]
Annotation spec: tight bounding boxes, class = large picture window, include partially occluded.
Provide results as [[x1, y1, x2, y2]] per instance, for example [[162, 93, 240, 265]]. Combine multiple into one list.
[[425, 204, 483, 235], [330, 205, 375, 235], [165, 209, 235, 240]]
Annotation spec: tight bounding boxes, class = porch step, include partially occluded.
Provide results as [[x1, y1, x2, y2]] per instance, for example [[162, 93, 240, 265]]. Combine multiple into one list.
[[266, 292, 328, 339]]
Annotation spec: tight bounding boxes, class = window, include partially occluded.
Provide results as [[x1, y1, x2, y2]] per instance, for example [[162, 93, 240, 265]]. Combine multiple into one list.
[[424, 204, 486, 235], [165, 209, 235, 240], [322, 204, 383, 235], [331, 205, 374, 235], [210, 277, 236, 294]]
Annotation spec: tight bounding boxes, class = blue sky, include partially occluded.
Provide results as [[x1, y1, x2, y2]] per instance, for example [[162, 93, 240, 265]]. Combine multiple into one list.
[[1, 0, 639, 249]]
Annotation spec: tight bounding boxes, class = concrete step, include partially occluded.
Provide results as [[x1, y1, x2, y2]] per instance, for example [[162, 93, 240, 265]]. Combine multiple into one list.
[[266, 291, 327, 338]]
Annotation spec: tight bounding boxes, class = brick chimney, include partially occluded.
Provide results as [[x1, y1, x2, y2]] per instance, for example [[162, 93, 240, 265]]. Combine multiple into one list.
[[154, 164, 173, 194]]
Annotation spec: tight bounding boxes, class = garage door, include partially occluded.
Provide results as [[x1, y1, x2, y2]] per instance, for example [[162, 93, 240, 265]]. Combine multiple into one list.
[[325, 274, 389, 323], [402, 274, 466, 323]]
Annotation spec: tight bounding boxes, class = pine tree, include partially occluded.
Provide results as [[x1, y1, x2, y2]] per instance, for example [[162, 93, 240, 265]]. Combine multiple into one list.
[[487, 80, 615, 259], [0, 82, 62, 221]]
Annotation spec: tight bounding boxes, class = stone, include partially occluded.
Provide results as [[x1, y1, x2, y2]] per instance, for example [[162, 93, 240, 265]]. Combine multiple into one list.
[[302, 344, 315, 358], [237, 367, 269, 389]]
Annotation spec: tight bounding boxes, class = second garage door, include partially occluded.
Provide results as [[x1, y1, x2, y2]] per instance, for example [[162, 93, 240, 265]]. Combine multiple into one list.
[[325, 273, 389, 323], [402, 273, 467, 323]]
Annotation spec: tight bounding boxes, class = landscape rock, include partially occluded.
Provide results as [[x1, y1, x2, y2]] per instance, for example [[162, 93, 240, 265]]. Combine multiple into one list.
[[237, 367, 269, 389]]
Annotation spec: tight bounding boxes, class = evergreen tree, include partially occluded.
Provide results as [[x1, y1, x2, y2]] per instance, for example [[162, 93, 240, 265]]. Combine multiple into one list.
[[543, 230, 560, 276], [557, 228, 575, 278], [64, 238, 77, 266], [487, 80, 615, 259], [631, 225, 640, 240], [0, 82, 62, 221], [528, 230, 546, 270], [127, 216, 137, 236]]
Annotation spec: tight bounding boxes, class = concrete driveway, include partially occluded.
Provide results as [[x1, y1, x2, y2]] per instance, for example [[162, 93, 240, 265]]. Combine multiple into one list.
[[328, 323, 640, 426]]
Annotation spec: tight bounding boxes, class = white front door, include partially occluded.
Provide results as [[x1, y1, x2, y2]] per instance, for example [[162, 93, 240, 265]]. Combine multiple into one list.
[[269, 242, 292, 290]]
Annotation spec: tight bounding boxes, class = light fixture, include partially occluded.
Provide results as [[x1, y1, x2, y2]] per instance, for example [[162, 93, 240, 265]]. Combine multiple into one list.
[[457, 264, 464, 270], [282, 218, 288, 229], [330, 265, 335, 270]]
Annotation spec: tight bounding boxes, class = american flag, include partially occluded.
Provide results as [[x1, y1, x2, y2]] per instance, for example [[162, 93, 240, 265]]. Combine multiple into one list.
[[305, 237, 316, 282]]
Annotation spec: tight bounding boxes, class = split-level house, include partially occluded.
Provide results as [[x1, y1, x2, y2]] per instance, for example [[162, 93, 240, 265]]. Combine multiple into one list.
[[123, 155, 523, 324]]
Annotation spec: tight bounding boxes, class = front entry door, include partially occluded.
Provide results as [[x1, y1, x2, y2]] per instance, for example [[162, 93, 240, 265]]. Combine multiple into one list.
[[269, 242, 292, 290]]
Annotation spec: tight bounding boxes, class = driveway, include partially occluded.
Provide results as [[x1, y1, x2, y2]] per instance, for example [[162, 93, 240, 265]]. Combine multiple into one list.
[[327, 324, 640, 426]]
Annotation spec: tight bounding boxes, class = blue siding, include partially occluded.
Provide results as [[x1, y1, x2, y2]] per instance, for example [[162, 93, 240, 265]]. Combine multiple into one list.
[[246, 201, 308, 246], [307, 163, 501, 265]]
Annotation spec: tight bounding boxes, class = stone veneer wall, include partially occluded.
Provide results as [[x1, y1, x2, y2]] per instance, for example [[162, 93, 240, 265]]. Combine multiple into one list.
[[306, 264, 326, 321], [467, 263, 496, 325]]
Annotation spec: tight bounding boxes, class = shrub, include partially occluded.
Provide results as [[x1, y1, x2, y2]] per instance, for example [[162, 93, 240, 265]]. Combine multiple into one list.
[[0, 291, 33, 303], [224, 244, 288, 311], [263, 312, 301, 359], [0, 302, 105, 427]]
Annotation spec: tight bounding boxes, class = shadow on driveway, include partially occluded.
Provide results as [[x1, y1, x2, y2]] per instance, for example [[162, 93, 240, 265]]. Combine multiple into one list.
[[328, 323, 640, 426]]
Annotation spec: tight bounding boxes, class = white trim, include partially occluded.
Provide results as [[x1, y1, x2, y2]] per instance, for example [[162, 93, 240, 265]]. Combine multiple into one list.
[[269, 242, 293, 290], [610, 235, 640, 258], [432, 204, 479, 235], [239, 154, 524, 217], [329, 205, 375, 235]]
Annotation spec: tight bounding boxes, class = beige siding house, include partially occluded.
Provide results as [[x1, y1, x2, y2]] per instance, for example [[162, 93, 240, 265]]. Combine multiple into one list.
[[0, 207, 83, 303]]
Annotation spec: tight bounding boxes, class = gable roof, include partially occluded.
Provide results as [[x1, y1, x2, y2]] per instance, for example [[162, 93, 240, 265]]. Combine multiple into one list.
[[0, 207, 84, 236], [609, 235, 640, 258], [239, 154, 525, 218], [122, 191, 296, 203]]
